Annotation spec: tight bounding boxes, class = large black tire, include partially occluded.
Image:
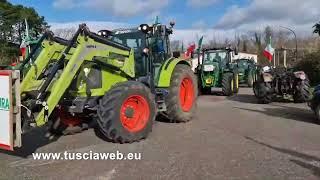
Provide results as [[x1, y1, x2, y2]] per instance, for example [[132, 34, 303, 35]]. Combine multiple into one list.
[[233, 73, 239, 94], [165, 64, 198, 123], [247, 71, 254, 87], [222, 73, 234, 96], [253, 82, 273, 104], [293, 79, 311, 103], [97, 81, 156, 143]]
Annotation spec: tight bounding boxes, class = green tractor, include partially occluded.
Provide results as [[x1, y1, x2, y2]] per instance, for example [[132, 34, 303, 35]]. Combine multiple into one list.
[[0, 22, 198, 151], [196, 47, 239, 96], [233, 58, 257, 87]]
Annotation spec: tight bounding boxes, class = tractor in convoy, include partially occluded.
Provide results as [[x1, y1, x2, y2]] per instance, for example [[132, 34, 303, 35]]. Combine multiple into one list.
[[0, 21, 198, 151], [309, 84, 320, 122], [253, 66, 311, 104], [233, 58, 257, 87], [195, 47, 239, 96]]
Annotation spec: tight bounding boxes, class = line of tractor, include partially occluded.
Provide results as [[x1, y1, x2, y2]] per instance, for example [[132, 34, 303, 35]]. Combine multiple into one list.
[[0, 19, 317, 152]]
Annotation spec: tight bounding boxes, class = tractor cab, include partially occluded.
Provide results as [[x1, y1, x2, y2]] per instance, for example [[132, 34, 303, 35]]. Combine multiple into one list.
[[109, 28, 148, 76], [107, 22, 176, 86], [203, 50, 228, 69], [201, 47, 235, 69]]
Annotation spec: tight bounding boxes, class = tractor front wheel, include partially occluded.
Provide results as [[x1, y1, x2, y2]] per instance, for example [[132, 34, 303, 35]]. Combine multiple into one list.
[[166, 64, 198, 123], [233, 73, 239, 94], [222, 73, 234, 96], [97, 81, 156, 143], [247, 72, 254, 87], [253, 82, 273, 104]]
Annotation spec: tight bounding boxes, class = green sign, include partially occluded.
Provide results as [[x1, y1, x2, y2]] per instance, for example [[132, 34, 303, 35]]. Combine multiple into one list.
[[0, 97, 10, 111]]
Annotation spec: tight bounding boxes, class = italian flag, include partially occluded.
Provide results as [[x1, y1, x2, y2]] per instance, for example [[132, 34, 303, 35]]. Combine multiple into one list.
[[20, 40, 27, 58], [263, 36, 275, 62]]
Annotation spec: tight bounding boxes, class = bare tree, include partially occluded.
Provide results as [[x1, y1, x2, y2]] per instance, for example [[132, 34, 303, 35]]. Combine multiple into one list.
[[313, 22, 320, 36], [53, 28, 76, 39]]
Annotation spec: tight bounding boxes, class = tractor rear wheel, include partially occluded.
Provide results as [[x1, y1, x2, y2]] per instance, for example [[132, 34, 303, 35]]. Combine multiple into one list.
[[293, 79, 311, 103], [222, 73, 234, 96], [97, 81, 156, 143], [166, 64, 198, 123]]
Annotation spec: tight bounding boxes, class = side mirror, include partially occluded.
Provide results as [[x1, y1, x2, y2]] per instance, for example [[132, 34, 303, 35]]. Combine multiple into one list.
[[173, 51, 180, 58]]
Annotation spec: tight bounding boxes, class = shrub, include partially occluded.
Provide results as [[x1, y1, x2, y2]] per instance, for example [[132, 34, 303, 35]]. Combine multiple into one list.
[[295, 51, 320, 86]]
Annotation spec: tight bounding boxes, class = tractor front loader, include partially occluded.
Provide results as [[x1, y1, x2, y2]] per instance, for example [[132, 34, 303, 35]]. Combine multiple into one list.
[[0, 22, 197, 151]]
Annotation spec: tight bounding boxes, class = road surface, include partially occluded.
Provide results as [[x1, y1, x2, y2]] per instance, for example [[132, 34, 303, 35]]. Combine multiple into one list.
[[0, 88, 319, 180]]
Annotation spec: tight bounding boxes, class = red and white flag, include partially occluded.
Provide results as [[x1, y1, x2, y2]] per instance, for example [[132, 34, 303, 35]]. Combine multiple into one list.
[[184, 43, 196, 58], [20, 40, 27, 58], [263, 37, 275, 62]]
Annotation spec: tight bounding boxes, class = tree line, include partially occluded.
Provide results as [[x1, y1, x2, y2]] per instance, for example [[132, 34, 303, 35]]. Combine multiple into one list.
[[172, 25, 320, 66], [0, 0, 48, 64]]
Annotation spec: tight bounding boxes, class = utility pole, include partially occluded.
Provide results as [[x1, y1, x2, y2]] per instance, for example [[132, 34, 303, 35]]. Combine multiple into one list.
[[280, 26, 298, 62]]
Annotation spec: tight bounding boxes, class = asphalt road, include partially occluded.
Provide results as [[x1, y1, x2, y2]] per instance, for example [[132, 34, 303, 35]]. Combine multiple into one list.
[[0, 88, 319, 180]]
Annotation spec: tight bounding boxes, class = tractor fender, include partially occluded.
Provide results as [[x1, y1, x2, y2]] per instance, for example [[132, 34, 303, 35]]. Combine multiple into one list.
[[294, 71, 306, 80], [157, 58, 191, 87], [262, 72, 273, 82]]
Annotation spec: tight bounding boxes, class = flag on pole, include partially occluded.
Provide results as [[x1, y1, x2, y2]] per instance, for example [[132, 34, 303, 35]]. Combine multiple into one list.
[[184, 43, 196, 58], [20, 19, 29, 59], [197, 36, 203, 53], [263, 36, 275, 62], [20, 41, 27, 58]]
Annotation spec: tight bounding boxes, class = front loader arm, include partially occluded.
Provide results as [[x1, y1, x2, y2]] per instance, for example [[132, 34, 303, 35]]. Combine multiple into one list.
[[35, 39, 86, 126], [34, 25, 135, 126], [20, 39, 68, 93]]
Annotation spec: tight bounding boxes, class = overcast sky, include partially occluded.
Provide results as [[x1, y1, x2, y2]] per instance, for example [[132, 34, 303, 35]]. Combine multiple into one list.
[[10, 0, 320, 44]]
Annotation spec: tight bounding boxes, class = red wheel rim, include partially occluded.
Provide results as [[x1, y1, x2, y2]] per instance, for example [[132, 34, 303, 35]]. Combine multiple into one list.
[[120, 95, 150, 133], [58, 107, 81, 127], [180, 77, 195, 112]]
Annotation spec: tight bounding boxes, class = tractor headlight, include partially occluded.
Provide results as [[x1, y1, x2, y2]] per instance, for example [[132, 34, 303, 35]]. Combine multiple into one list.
[[206, 78, 213, 84], [204, 65, 215, 72]]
